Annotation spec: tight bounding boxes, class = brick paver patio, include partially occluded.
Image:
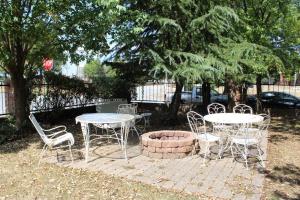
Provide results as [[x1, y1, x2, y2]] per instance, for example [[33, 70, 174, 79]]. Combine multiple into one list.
[[45, 133, 268, 200]]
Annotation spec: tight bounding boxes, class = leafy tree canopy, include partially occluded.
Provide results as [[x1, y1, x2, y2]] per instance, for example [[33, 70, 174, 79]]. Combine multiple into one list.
[[0, 0, 113, 129], [84, 59, 116, 79]]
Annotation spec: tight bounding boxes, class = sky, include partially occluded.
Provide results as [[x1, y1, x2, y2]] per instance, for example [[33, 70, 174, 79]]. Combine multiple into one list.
[[61, 60, 86, 78]]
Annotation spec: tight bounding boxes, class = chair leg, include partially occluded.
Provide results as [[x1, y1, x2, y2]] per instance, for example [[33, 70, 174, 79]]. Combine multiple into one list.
[[94, 126, 98, 135], [132, 126, 140, 141], [230, 142, 235, 162], [217, 140, 224, 159], [244, 144, 249, 170], [68, 141, 73, 163], [202, 142, 210, 165], [112, 129, 121, 148], [257, 144, 265, 168], [38, 145, 48, 167]]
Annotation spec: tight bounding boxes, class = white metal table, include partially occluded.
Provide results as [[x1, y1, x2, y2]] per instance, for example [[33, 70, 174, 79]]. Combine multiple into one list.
[[203, 113, 264, 157], [76, 113, 135, 162], [204, 113, 264, 125]]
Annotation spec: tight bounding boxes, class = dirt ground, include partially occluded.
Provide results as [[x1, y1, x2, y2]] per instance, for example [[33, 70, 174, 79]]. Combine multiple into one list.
[[0, 108, 299, 199], [260, 110, 300, 200]]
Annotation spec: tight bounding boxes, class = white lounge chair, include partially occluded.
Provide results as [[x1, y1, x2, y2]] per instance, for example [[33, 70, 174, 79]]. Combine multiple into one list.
[[29, 113, 74, 165]]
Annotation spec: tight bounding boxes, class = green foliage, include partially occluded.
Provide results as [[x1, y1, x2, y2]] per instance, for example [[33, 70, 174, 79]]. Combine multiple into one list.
[[0, 0, 112, 129], [230, 0, 300, 79], [84, 60, 116, 79], [108, 0, 244, 85], [0, 0, 110, 73], [92, 77, 131, 99], [0, 116, 17, 144], [84, 60, 105, 78]]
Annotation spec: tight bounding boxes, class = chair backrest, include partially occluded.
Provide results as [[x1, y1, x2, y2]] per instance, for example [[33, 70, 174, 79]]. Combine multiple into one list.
[[187, 111, 206, 135], [207, 103, 226, 114], [238, 113, 270, 141], [233, 104, 253, 114], [258, 113, 271, 131], [96, 99, 127, 113], [130, 103, 138, 113], [117, 104, 136, 114], [29, 113, 50, 144]]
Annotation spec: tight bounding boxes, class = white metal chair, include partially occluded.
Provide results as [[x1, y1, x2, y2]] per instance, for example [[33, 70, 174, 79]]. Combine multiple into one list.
[[29, 113, 74, 166], [207, 103, 226, 114], [96, 99, 127, 113], [187, 111, 222, 164], [233, 104, 253, 114], [94, 101, 127, 145], [230, 114, 270, 169], [239, 113, 271, 134], [130, 103, 138, 114], [117, 104, 141, 138], [207, 103, 232, 135]]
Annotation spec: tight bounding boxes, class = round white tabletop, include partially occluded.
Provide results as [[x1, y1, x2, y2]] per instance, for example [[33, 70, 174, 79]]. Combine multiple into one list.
[[204, 113, 264, 124], [75, 113, 135, 124]]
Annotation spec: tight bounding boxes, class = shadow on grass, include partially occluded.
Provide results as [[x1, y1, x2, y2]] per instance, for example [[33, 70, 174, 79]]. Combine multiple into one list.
[[0, 132, 38, 154], [270, 109, 300, 133], [263, 164, 300, 185], [272, 190, 300, 200], [260, 163, 300, 199]]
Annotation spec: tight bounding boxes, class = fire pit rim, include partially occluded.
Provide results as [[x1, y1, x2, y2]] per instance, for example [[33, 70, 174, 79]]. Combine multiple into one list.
[[141, 130, 195, 142], [141, 130, 198, 159]]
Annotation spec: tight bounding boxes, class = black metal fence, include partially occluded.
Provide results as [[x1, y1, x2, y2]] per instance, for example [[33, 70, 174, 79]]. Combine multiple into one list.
[[1, 79, 300, 116], [0, 81, 11, 115], [132, 80, 300, 103], [0, 81, 103, 116]]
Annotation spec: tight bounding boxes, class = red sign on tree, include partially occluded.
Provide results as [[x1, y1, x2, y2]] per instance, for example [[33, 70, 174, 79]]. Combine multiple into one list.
[[43, 58, 53, 71]]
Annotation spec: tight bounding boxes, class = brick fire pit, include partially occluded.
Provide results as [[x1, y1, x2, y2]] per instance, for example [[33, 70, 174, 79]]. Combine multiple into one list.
[[141, 130, 198, 159]]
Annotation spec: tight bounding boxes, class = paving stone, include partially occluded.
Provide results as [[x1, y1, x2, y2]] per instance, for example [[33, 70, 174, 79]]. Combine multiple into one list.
[[44, 136, 267, 200]]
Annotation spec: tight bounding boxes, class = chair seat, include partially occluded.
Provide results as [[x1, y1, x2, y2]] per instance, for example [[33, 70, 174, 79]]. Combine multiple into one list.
[[197, 133, 220, 142], [213, 124, 233, 130], [239, 127, 259, 132], [50, 132, 74, 147], [232, 136, 258, 146]]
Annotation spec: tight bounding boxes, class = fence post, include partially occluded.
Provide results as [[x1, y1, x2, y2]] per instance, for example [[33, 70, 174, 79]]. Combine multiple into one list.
[[4, 79, 15, 115]]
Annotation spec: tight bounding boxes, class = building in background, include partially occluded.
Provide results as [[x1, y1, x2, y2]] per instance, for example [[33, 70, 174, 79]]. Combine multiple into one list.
[[61, 60, 86, 80]]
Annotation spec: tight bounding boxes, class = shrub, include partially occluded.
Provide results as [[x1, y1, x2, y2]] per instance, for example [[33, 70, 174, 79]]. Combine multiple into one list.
[[31, 72, 98, 112], [92, 77, 132, 100], [0, 116, 17, 144]]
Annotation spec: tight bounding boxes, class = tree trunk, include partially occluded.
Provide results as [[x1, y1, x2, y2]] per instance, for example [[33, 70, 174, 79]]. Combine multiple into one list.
[[256, 75, 262, 98], [223, 78, 230, 95], [227, 79, 240, 112], [169, 80, 183, 122], [202, 81, 211, 110], [10, 73, 29, 132], [256, 75, 262, 113], [239, 83, 248, 104]]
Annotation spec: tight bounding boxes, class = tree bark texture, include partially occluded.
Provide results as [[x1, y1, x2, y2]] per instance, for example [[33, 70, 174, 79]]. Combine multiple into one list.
[[10, 73, 29, 131], [169, 80, 183, 122], [239, 83, 248, 104], [227, 79, 241, 112], [202, 81, 211, 110], [256, 75, 262, 113]]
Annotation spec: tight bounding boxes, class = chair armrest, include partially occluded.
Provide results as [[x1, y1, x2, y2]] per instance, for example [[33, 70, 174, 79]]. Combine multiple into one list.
[[43, 125, 67, 132], [47, 130, 68, 138]]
